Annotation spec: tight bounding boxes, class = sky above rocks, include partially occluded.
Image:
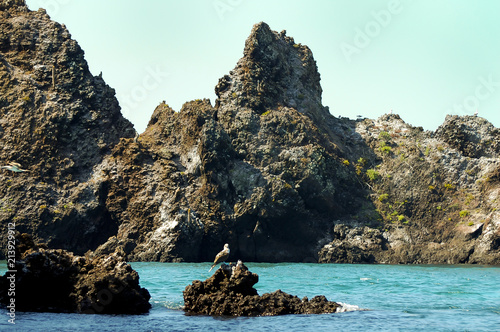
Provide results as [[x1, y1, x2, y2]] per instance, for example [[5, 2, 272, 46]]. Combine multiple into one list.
[[25, 0, 500, 133]]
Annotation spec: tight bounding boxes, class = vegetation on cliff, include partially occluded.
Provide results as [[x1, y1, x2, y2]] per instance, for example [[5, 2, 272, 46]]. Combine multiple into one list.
[[0, 1, 498, 264]]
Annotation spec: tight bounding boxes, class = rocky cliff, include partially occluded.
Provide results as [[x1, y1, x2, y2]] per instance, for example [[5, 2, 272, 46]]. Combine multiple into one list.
[[320, 113, 500, 264], [93, 22, 370, 263], [1, 1, 499, 265], [0, 0, 135, 255]]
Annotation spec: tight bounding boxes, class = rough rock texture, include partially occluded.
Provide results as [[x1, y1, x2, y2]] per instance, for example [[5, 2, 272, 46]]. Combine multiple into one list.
[[0, 1, 499, 265], [0, 233, 151, 314], [0, 0, 135, 255], [318, 114, 500, 264], [93, 22, 369, 263], [318, 224, 384, 264], [183, 263, 340, 316]]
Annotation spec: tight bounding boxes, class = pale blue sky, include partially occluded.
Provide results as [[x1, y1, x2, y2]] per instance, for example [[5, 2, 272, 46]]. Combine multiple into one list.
[[26, 0, 500, 133]]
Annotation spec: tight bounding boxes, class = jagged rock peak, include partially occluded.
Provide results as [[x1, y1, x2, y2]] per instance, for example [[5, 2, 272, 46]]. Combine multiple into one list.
[[0, 3, 135, 173], [435, 115, 500, 158], [215, 22, 328, 122], [0, 1, 135, 256], [0, 0, 27, 11]]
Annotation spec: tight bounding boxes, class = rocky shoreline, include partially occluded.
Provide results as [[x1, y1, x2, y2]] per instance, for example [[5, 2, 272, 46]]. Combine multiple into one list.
[[0, 233, 344, 316], [0, 233, 151, 314], [183, 262, 340, 316]]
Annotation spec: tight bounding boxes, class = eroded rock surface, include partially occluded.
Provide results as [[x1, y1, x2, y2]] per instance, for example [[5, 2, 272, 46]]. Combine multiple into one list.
[[0, 233, 151, 314], [0, 1, 498, 265], [318, 114, 500, 264], [183, 262, 340, 316], [0, 0, 135, 255]]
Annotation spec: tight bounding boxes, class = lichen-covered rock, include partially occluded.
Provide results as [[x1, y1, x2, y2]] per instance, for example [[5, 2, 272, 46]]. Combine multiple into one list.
[[435, 115, 500, 158], [318, 225, 385, 264], [93, 23, 369, 263], [0, 2, 498, 265], [318, 114, 500, 265], [0, 0, 135, 255], [0, 233, 150, 314], [0, 0, 27, 11], [183, 262, 340, 316]]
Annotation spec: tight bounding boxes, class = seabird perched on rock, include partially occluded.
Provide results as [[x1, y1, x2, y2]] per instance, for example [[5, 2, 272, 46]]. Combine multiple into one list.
[[208, 243, 230, 272], [231, 260, 244, 278], [1, 162, 29, 173]]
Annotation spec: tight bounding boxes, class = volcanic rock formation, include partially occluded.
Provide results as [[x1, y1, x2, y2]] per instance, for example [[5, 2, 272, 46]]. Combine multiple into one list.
[[0, 1, 499, 265], [0, 0, 135, 254], [0, 233, 151, 314], [183, 262, 340, 316]]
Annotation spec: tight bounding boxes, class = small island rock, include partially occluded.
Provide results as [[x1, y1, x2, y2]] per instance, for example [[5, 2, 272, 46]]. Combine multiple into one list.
[[0, 233, 151, 314], [183, 262, 340, 316]]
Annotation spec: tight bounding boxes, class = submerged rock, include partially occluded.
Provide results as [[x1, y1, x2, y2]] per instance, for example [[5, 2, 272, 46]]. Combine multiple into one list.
[[0, 233, 151, 314], [183, 262, 340, 316]]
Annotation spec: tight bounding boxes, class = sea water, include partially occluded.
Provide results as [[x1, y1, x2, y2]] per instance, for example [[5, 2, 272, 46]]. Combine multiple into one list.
[[0, 262, 499, 331]]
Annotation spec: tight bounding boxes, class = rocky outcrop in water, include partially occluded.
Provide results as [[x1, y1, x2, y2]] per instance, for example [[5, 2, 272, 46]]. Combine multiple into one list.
[[183, 262, 340, 316], [0, 233, 150, 314], [0, 1, 498, 265]]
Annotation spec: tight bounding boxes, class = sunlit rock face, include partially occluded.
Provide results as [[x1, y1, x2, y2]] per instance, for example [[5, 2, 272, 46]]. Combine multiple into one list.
[[1, 3, 498, 265]]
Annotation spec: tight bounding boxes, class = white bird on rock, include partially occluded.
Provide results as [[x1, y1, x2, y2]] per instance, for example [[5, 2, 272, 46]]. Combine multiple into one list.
[[208, 243, 230, 272], [1, 162, 29, 173]]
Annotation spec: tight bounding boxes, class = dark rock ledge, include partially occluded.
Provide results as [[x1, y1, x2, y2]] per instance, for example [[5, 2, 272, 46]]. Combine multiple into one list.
[[0, 233, 151, 314], [183, 262, 340, 316]]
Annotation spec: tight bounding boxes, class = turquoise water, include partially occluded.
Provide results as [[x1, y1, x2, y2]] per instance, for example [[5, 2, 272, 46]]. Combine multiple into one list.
[[1, 262, 499, 331]]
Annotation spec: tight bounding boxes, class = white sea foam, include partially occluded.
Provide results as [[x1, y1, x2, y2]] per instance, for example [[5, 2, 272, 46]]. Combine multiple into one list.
[[336, 302, 364, 313]]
